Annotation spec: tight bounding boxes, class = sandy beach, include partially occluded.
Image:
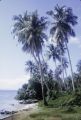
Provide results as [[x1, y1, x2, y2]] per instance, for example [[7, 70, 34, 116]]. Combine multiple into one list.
[[1, 103, 38, 120]]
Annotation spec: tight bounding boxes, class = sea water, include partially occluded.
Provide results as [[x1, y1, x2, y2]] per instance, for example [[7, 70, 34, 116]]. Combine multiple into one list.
[[0, 90, 33, 119], [0, 90, 18, 110], [0, 90, 19, 119]]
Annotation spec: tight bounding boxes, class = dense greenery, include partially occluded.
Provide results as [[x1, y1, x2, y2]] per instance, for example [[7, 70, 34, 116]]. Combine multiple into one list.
[[16, 100, 81, 120], [12, 4, 81, 109]]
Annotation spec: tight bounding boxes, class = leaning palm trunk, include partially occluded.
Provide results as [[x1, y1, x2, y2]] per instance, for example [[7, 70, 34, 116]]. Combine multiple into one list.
[[60, 53, 65, 84], [65, 42, 75, 91], [65, 68, 67, 78], [64, 68, 68, 90], [62, 69, 65, 83], [37, 54, 48, 106], [41, 53, 50, 101], [54, 59, 57, 69]]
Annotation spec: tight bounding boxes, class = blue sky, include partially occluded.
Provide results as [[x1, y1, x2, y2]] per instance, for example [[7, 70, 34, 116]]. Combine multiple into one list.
[[0, 0, 81, 90]]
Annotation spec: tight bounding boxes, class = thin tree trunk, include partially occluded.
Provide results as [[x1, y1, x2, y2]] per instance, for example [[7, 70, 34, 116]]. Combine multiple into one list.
[[60, 54, 65, 84], [33, 52, 39, 65], [41, 52, 50, 101], [37, 54, 48, 106], [64, 68, 68, 90], [54, 59, 57, 69], [65, 42, 75, 91], [62, 69, 65, 83], [65, 68, 67, 78]]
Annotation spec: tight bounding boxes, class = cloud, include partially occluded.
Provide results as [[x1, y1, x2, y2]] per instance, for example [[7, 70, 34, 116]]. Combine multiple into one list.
[[69, 37, 81, 48], [0, 74, 30, 90]]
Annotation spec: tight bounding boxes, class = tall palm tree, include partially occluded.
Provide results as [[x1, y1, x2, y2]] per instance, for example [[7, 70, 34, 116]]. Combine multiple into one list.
[[26, 61, 36, 75], [47, 44, 60, 68], [26, 60, 40, 80], [13, 11, 48, 105], [47, 5, 77, 91]]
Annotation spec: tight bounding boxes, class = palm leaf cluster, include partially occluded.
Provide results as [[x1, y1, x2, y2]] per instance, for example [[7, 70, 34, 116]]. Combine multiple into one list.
[[13, 11, 47, 57]]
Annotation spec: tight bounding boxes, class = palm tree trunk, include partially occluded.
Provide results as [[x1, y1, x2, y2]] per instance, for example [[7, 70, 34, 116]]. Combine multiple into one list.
[[62, 69, 65, 83], [54, 59, 57, 69], [37, 54, 48, 106], [65, 68, 67, 78], [33, 52, 39, 64], [65, 42, 75, 91], [60, 54, 65, 84], [64, 68, 68, 90], [41, 52, 50, 101]]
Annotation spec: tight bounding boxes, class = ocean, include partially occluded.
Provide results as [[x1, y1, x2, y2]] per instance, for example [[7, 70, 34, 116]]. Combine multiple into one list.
[[0, 90, 37, 119], [0, 90, 23, 119], [0, 90, 17, 110]]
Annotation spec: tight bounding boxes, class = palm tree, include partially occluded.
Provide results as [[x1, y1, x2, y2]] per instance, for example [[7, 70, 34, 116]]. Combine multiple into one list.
[[47, 5, 77, 91], [26, 61, 36, 75], [12, 11, 48, 105], [47, 44, 60, 68]]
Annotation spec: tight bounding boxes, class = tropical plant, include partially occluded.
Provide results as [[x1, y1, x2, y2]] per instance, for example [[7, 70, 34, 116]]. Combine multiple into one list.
[[47, 5, 77, 91], [12, 11, 48, 105], [47, 44, 60, 68]]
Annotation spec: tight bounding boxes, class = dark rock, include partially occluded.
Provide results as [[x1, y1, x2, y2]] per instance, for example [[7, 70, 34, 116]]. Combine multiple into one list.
[[19, 99, 38, 104], [0, 110, 18, 115]]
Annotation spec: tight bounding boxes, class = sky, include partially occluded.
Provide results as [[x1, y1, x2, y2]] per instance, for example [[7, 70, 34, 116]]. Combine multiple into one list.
[[0, 0, 81, 90]]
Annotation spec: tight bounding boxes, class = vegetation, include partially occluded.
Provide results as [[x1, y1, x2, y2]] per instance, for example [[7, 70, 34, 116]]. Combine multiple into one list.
[[11, 3, 81, 120], [13, 4, 81, 106], [28, 107, 81, 120], [16, 102, 81, 120], [47, 5, 77, 91], [13, 11, 48, 105]]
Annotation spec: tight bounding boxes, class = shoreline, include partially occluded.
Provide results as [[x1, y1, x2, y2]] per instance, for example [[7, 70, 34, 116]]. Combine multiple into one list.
[[0, 103, 38, 120]]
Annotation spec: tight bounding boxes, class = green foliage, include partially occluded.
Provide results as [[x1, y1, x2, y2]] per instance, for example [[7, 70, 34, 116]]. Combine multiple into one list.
[[13, 4, 81, 107], [39, 92, 81, 108], [16, 80, 42, 100], [67, 91, 81, 106], [16, 84, 29, 100], [63, 106, 76, 113]]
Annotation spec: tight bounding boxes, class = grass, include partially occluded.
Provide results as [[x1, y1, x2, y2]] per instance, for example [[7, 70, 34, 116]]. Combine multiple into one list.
[[29, 107, 81, 120], [15, 106, 81, 120], [15, 94, 81, 120]]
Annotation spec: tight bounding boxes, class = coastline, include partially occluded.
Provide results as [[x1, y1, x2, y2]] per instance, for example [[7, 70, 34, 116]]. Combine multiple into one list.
[[0, 103, 38, 120]]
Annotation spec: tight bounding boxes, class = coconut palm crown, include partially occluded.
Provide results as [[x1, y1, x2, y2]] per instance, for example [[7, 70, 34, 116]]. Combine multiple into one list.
[[13, 11, 48, 59], [47, 5, 77, 45]]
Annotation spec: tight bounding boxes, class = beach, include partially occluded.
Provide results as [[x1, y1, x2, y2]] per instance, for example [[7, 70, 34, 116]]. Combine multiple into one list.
[[0, 90, 38, 120], [1, 103, 38, 120]]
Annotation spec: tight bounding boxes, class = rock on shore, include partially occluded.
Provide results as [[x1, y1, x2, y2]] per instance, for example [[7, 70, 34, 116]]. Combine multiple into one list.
[[0, 110, 17, 115]]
